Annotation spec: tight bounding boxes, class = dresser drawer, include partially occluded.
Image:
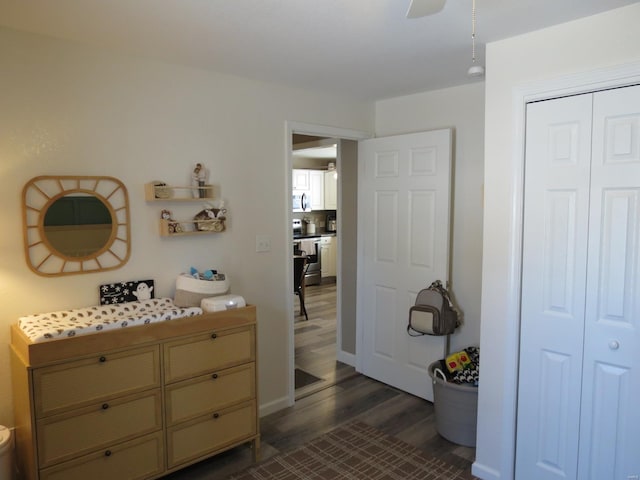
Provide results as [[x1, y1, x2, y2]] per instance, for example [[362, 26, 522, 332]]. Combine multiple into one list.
[[164, 326, 254, 383], [166, 363, 255, 426], [167, 400, 257, 468], [37, 390, 162, 468], [39, 431, 164, 480], [33, 345, 160, 417]]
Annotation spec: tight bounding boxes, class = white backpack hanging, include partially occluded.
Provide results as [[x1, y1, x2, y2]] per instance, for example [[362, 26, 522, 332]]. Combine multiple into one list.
[[407, 280, 460, 336]]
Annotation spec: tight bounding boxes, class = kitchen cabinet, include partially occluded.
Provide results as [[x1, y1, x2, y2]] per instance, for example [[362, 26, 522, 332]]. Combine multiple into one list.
[[320, 235, 336, 278], [292, 169, 311, 191], [293, 169, 324, 210], [324, 170, 337, 210], [309, 170, 324, 210], [10, 306, 259, 480]]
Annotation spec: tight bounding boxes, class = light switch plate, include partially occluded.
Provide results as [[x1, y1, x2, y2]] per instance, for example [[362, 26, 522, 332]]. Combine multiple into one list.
[[255, 235, 271, 253]]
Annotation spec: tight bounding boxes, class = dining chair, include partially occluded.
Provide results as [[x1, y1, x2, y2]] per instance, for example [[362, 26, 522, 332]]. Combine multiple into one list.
[[293, 255, 309, 320]]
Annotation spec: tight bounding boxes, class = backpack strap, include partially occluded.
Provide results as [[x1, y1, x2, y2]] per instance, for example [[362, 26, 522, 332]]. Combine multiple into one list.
[[428, 280, 454, 308], [428, 280, 460, 326]]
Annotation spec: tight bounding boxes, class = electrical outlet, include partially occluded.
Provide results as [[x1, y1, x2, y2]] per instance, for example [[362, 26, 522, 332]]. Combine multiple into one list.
[[255, 235, 271, 253]]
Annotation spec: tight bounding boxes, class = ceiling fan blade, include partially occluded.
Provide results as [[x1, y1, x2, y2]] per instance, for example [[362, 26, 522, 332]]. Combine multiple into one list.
[[406, 0, 447, 18]]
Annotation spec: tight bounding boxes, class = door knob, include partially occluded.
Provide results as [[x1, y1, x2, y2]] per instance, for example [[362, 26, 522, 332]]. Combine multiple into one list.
[[608, 340, 620, 350]]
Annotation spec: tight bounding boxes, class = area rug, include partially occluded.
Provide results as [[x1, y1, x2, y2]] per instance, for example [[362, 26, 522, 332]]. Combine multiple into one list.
[[227, 421, 471, 480], [294, 368, 323, 389]]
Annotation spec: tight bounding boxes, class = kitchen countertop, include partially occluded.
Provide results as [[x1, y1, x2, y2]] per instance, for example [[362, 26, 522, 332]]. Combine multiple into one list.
[[293, 230, 336, 239]]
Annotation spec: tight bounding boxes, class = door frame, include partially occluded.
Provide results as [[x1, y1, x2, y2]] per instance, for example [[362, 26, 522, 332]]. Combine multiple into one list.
[[473, 61, 640, 480], [284, 121, 370, 406]]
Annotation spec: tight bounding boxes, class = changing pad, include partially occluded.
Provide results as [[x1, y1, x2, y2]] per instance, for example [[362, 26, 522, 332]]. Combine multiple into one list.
[[19, 297, 202, 343]]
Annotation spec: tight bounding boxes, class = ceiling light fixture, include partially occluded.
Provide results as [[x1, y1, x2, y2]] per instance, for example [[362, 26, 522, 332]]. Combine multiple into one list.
[[467, 0, 485, 78]]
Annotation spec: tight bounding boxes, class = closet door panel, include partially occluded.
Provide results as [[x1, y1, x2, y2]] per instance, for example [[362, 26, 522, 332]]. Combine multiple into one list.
[[516, 95, 593, 480], [579, 84, 640, 480]]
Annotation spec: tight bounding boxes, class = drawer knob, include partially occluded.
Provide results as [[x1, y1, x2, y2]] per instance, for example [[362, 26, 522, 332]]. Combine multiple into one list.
[[211, 333, 218, 339], [212, 413, 220, 419], [105, 450, 112, 457], [99, 356, 107, 363], [102, 403, 109, 410], [211, 373, 218, 380]]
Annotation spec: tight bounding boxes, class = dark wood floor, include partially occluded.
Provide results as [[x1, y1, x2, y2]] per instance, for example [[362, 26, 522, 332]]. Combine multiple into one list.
[[294, 280, 357, 398], [164, 283, 477, 479]]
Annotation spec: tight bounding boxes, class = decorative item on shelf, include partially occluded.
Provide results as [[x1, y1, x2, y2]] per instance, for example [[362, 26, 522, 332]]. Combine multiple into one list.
[[152, 180, 173, 199], [194, 200, 227, 232], [192, 163, 209, 199], [193, 208, 226, 232], [161, 209, 183, 234]]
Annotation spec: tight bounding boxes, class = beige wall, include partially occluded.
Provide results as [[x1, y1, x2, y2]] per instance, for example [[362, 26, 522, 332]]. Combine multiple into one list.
[[476, 4, 640, 479], [375, 82, 485, 352], [0, 26, 373, 426]]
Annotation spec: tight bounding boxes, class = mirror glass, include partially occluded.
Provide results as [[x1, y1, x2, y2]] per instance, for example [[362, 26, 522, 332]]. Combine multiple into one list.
[[22, 176, 131, 277], [43, 194, 113, 258]]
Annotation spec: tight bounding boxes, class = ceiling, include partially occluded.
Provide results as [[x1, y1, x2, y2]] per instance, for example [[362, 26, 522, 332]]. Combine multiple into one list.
[[293, 145, 337, 160], [0, 0, 636, 101]]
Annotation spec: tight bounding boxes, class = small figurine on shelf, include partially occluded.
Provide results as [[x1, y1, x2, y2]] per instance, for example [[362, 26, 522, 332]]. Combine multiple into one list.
[[161, 209, 182, 234], [192, 163, 208, 198]]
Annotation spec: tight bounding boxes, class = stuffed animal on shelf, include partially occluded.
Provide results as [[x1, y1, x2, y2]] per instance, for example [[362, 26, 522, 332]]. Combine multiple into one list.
[[161, 209, 182, 234]]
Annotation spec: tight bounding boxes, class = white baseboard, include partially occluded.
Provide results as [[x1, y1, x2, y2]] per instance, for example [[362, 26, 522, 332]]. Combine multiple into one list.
[[471, 461, 501, 480], [337, 350, 356, 367], [259, 395, 291, 417]]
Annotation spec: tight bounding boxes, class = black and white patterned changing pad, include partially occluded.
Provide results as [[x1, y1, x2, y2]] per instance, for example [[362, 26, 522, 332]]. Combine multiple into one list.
[[19, 298, 202, 343]]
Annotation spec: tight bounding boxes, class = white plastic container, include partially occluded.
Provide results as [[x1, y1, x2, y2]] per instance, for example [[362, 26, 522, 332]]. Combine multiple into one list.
[[0, 425, 14, 480], [201, 295, 246, 312]]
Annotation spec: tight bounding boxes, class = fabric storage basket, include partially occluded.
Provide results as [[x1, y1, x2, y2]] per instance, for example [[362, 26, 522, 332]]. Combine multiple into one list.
[[174, 274, 229, 307], [428, 361, 478, 447]]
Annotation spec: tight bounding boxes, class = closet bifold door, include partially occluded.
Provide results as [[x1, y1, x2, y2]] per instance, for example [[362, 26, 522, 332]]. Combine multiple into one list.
[[577, 85, 640, 480], [516, 84, 640, 480], [516, 93, 593, 480]]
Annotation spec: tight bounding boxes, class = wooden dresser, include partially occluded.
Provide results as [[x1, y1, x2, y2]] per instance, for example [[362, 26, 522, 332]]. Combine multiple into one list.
[[10, 306, 259, 480]]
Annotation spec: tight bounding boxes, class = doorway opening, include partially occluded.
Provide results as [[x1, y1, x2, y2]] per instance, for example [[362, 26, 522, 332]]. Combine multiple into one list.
[[286, 122, 367, 406], [291, 134, 354, 399]]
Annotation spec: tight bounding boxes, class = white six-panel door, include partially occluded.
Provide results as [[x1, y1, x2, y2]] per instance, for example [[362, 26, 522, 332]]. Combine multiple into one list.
[[517, 85, 640, 479], [356, 129, 451, 401]]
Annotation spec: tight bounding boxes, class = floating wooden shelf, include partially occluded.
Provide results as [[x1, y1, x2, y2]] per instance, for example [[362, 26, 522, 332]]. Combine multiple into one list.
[[159, 218, 225, 237], [144, 182, 215, 202], [145, 183, 226, 236]]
